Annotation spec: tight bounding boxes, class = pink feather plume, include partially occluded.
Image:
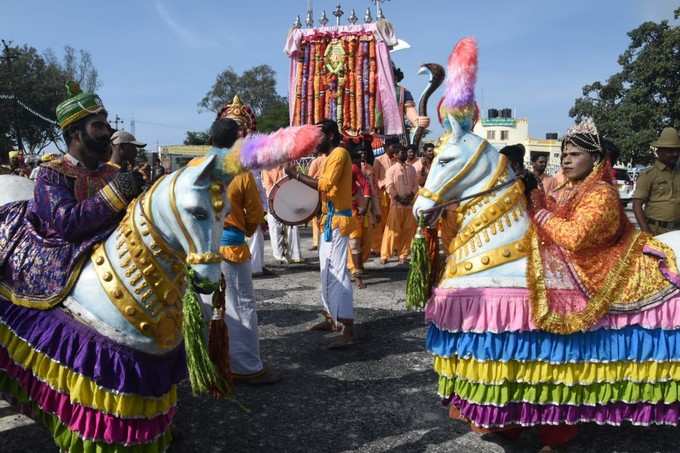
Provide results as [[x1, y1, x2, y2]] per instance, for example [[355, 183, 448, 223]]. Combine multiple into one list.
[[240, 125, 323, 170], [443, 37, 478, 110]]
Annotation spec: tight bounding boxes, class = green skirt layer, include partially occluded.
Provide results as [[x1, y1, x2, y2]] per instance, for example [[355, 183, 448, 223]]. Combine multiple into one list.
[[439, 375, 680, 406]]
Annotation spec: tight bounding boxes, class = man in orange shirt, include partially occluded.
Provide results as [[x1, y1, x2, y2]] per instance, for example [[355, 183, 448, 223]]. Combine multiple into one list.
[[218, 95, 272, 277], [307, 151, 327, 251], [206, 118, 280, 384], [285, 120, 355, 348], [371, 137, 400, 254], [262, 165, 302, 263], [381, 143, 418, 264], [413, 142, 435, 187]]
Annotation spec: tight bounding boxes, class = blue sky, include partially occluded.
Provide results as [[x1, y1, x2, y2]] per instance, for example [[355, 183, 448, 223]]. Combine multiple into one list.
[[2, 0, 678, 148]]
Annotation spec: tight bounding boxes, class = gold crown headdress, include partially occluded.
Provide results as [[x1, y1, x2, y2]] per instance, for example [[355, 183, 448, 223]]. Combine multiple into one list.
[[564, 117, 602, 153], [218, 95, 257, 133]]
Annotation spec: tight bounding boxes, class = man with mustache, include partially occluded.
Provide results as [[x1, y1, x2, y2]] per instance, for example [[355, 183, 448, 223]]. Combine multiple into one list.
[[0, 81, 144, 308]]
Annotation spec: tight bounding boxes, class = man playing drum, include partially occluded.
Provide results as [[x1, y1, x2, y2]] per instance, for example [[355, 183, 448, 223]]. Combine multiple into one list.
[[285, 120, 356, 349]]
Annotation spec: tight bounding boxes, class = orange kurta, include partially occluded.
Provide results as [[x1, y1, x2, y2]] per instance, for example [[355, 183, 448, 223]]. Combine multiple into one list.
[[371, 153, 397, 252], [262, 166, 286, 197], [220, 171, 265, 263], [381, 162, 418, 261], [318, 147, 354, 237], [413, 158, 432, 187]]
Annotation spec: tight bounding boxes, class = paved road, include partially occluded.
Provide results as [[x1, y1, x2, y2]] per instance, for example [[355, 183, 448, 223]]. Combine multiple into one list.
[[3, 227, 680, 452]]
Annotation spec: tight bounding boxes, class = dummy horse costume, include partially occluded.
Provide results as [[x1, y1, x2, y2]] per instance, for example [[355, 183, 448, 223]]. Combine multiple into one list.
[[413, 38, 680, 432], [0, 125, 322, 451]]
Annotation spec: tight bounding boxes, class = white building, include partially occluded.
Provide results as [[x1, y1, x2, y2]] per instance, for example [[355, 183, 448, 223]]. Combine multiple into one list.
[[472, 109, 562, 176]]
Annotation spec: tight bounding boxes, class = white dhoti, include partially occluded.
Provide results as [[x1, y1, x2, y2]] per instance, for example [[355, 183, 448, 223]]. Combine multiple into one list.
[[319, 228, 353, 320], [267, 213, 302, 262], [248, 225, 264, 274], [200, 261, 263, 376], [287, 225, 302, 262]]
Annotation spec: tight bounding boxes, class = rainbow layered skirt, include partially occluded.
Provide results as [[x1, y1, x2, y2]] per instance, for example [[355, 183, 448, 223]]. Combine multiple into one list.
[[0, 297, 186, 451], [426, 287, 680, 428]]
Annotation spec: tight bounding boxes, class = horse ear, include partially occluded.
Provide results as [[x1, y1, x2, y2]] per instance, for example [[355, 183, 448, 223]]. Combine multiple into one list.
[[190, 154, 217, 188], [446, 113, 465, 140]]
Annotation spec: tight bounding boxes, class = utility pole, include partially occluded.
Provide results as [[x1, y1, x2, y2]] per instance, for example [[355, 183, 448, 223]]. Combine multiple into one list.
[[1, 39, 24, 154], [113, 114, 124, 131]]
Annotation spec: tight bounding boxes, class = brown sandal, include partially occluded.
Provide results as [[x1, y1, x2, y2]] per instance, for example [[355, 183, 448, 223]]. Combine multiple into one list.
[[308, 318, 340, 332]]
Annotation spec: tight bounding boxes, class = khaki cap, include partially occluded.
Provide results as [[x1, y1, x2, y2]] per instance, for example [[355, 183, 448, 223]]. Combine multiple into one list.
[[111, 130, 146, 147], [651, 127, 680, 149]]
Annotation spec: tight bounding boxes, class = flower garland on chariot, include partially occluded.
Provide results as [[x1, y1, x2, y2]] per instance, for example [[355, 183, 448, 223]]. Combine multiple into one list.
[[285, 20, 402, 139]]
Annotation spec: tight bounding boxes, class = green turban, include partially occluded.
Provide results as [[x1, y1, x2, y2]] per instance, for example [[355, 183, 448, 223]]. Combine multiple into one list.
[[56, 81, 106, 130]]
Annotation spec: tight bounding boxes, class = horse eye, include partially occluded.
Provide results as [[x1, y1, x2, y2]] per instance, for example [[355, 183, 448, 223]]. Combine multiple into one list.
[[439, 158, 453, 166], [189, 207, 209, 221]]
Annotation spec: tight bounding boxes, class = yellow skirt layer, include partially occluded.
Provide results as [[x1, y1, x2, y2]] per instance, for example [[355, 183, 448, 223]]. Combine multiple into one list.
[[0, 322, 176, 419], [433, 355, 680, 386]]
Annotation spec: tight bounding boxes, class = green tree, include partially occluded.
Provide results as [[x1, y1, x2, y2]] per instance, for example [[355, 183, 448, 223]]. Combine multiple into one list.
[[0, 43, 100, 159], [183, 130, 210, 146], [570, 7, 680, 164], [190, 64, 289, 139]]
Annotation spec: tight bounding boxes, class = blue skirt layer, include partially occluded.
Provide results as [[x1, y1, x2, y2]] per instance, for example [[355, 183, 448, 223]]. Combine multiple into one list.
[[426, 323, 680, 363]]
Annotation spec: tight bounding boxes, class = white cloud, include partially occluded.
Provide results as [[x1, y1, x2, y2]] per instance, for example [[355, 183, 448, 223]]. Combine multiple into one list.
[[154, 0, 218, 49]]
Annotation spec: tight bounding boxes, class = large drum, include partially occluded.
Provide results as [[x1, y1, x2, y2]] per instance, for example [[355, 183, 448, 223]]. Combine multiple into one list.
[[268, 176, 320, 226]]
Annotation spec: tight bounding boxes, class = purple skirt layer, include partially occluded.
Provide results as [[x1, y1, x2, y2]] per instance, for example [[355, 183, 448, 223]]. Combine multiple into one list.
[[0, 297, 186, 397], [450, 395, 680, 428]]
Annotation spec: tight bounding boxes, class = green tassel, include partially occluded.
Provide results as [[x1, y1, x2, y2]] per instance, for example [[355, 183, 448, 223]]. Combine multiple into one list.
[[182, 268, 230, 397], [406, 214, 431, 311]]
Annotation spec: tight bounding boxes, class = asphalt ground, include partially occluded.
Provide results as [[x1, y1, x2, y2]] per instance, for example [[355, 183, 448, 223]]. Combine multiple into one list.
[[3, 223, 680, 452]]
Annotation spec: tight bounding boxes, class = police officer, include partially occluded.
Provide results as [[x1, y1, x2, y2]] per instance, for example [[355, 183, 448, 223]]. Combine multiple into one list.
[[632, 127, 680, 235]]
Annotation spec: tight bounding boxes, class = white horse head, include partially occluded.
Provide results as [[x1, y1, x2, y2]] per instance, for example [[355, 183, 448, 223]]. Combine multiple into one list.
[[413, 113, 510, 220], [150, 154, 230, 289]]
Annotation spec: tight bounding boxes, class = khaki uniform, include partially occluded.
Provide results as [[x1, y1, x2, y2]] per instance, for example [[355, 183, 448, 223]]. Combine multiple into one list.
[[632, 160, 680, 234]]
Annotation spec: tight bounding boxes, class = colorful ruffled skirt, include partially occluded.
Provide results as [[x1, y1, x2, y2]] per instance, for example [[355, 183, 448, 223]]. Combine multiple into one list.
[[426, 287, 680, 428], [0, 297, 186, 452]]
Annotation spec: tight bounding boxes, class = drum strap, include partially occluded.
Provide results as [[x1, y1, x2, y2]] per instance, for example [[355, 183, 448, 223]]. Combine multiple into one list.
[[323, 201, 352, 242], [221, 226, 246, 246]]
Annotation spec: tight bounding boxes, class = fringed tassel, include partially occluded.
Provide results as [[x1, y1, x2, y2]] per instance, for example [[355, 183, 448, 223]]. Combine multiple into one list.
[[208, 274, 232, 394], [182, 268, 230, 398], [406, 215, 431, 311], [423, 225, 442, 291]]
